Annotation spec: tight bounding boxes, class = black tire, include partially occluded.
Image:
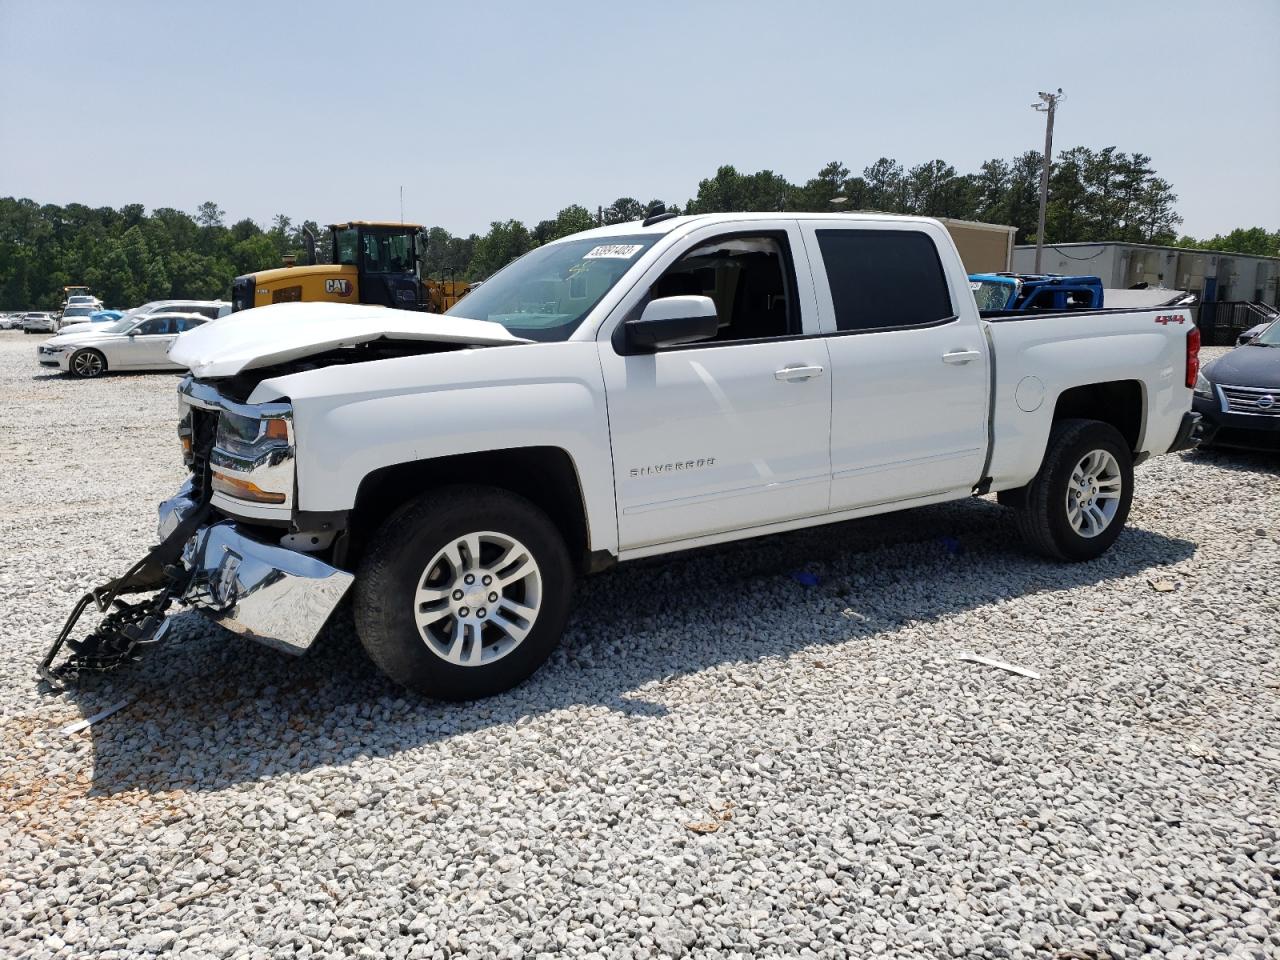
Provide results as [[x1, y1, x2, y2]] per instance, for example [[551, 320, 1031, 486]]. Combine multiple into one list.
[[68, 348, 107, 378], [353, 485, 574, 700], [1006, 419, 1134, 562]]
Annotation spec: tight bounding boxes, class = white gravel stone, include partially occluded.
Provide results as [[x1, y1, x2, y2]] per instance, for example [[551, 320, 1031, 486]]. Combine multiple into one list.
[[0, 334, 1277, 959]]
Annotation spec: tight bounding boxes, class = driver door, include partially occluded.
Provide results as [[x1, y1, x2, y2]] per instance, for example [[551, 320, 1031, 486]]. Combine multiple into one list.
[[598, 223, 832, 552], [123, 316, 180, 367]]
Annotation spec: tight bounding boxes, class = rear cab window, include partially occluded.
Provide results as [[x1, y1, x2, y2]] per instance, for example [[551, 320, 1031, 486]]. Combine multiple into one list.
[[813, 229, 954, 333]]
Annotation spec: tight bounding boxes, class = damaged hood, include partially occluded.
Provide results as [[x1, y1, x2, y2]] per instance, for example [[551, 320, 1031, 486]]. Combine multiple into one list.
[[169, 301, 530, 379]]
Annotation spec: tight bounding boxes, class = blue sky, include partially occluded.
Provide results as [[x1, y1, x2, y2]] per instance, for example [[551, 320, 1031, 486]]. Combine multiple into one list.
[[2, 0, 1277, 238]]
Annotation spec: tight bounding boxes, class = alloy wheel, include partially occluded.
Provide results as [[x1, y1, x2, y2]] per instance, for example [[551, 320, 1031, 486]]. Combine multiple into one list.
[[412, 531, 542, 667], [1066, 449, 1123, 538], [72, 351, 104, 377]]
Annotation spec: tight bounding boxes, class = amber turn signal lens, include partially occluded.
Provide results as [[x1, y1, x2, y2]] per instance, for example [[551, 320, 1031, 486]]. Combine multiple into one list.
[[263, 418, 290, 442], [211, 469, 286, 504]]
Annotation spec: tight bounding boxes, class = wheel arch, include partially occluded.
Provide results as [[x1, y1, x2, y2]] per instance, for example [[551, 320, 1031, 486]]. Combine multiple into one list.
[[1051, 379, 1145, 451], [347, 446, 603, 574]]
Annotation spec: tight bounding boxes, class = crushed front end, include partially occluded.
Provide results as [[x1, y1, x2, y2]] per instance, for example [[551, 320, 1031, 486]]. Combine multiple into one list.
[[41, 377, 353, 687]]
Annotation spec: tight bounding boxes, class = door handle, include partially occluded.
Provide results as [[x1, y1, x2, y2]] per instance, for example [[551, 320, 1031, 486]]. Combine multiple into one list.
[[774, 364, 825, 382], [941, 350, 982, 365]]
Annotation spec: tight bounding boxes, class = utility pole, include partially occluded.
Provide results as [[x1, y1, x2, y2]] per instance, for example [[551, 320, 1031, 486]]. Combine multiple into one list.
[[1032, 88, 1063, 273]]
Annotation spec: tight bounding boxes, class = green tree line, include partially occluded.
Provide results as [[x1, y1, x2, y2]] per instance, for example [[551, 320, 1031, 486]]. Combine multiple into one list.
[[2, 147, 1276, 310]]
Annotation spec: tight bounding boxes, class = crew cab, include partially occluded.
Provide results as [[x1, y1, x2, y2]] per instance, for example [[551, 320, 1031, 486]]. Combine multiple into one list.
[[155, 213, 1202, 700]]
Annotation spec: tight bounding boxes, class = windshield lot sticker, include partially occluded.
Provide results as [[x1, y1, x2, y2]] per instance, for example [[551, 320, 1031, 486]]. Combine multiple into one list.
[[584, 244, 644, 260]]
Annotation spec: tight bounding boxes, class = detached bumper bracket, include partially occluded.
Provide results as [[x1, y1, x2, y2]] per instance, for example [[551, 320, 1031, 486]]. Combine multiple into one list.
[[39, 501, 212, 689]]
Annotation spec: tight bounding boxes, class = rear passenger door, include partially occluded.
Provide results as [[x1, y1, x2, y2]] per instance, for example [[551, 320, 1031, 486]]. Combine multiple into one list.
[[800, 221, 989, 510]]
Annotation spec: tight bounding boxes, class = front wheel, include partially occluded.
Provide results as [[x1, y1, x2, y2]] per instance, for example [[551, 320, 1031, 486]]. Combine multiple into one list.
[[1007, 419, 1134, 562], [353, 486, 574, 700], [69, 349, 107, 378]]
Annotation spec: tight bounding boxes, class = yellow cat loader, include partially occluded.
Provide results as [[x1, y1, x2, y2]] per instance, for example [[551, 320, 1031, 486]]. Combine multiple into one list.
[[229, 221, 471, 314]]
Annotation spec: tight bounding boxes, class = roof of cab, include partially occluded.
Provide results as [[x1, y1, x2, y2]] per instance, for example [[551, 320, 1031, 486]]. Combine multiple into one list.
[[557, 211, 947, 242], [328, 221, 425, 230]]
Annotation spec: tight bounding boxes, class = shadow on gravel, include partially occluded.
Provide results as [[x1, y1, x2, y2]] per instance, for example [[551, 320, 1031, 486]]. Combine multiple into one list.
[[1181, 447, 1280, 476], [29, 371, 186, 382], [62, 496, 1196, 798]]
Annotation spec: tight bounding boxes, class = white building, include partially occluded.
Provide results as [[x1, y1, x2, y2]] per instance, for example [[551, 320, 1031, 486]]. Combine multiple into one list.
[[1012, 242, 1280, 308]]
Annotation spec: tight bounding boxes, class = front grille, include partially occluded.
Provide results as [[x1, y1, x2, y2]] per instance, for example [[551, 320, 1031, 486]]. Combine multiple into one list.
[[189, 408, 218, 503], [1219, 384, 1280, 416]]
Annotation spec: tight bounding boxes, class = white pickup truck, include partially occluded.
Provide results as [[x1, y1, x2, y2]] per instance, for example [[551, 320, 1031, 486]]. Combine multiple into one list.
[[58, 213, 1204, 699]]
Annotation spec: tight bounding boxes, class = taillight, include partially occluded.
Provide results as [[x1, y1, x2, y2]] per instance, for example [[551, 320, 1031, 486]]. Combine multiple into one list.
[[1185, 326, 1201, 389]]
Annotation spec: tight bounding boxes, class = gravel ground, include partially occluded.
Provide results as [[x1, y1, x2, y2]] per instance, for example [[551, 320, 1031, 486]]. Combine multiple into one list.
[[0, 332, 1277, 960]]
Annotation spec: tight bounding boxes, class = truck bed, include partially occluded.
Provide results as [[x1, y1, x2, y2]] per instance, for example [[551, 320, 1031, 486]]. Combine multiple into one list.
[[981, 306, 1195, 491]]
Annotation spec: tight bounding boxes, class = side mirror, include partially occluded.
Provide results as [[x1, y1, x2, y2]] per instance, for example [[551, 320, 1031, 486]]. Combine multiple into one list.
[[624, 295, 718, 352]]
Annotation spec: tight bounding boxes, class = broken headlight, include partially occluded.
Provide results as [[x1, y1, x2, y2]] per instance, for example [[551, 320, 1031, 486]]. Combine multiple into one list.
[[210, 407, 295, 508]]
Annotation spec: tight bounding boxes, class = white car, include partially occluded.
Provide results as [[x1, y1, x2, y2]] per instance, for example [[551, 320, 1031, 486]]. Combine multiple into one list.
[[37, 312, 213, 377], [131, 299, 231, 320], [56, 310, 126, 336], [56, 304, 103, 329], [21, 312, 57, 334], [59, 301, 230, 338]]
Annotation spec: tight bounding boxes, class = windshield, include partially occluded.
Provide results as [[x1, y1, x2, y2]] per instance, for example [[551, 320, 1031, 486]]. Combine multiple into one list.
[[971, 278, 1017, 311], [445, 235, 659, 341], [101, 316, 137, 334], [62, 306, 94, 317], [361, 230, 415, 273], [1255, 319, 1280, 346]]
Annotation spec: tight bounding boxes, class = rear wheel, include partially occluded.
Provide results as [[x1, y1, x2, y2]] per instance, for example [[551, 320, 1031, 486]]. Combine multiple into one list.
[[69, 349, 106, 378], [1006, 419, 1134, 562], [353, 486, 574, 700]]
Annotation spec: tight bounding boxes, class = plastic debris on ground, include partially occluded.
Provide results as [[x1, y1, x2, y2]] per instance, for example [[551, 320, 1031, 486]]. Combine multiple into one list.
[[957, 653, 1042, 680], [60, 698, 132, 736]]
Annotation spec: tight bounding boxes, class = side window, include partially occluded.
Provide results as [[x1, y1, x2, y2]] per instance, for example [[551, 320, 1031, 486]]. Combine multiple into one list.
[[178, 316, 206, 332], [816, 230, 953, 332], [336, 230, 358, 265], [135, 318, 166, 335], [648, 234, 796, 343]]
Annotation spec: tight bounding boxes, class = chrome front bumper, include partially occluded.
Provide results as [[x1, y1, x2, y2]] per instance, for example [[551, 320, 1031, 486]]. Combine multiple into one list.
[[159, 485, 354, 655]]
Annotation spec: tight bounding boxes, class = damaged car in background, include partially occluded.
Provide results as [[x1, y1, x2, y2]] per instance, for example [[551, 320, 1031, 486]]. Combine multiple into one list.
[[42, 212, 1203, 700]]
